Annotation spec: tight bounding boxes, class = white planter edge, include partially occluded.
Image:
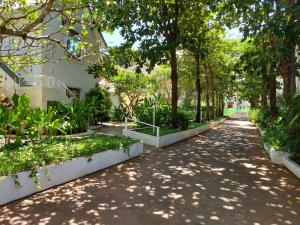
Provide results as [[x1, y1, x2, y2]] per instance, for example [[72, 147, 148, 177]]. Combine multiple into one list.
[[0, 142, 143, 206], [64, 130, 95, 137], [123, 118, 226, 148], [282, 155, 300, 179], [255, 124, 287, 165], [88, 125, 103, 130], [254, 122, 300, 178]]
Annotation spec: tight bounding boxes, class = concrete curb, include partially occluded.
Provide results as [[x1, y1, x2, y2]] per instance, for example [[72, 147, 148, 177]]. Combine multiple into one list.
[[282, 156, 300, 179], [123, 118, 226, 148]]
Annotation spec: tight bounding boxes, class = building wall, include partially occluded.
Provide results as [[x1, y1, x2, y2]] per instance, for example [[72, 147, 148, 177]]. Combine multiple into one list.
[[17, 86, 43, 109], [0, 68, 18, 97], [0, 11, 122, 111], [1, 13, 111, 108]]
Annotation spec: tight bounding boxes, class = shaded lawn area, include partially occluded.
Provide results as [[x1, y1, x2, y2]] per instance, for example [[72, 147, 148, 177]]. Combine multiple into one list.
[[224, 107, 250, 116], [0, 134, 137, 176], [136, 122, 205, 137]]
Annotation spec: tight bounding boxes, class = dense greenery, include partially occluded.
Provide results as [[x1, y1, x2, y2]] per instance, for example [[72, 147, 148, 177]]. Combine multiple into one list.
[[0, 0, 106, 67], [1, 0, 299, 168], [249, 94, 300, 155], [0, 135, 137, 179], [224, 0, 300, 102], [0, 95, 65, 148], [0, 90, 112, 149], [85, 87, 112, 124]]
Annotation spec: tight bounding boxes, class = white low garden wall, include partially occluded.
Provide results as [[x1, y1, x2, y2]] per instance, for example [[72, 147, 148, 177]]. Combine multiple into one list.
[[262, 142, 300, 178], [0, 142, 143, 206], [123, 118, 226, 148], [64, 130, 95, 138], [255, 124, 300, 179], [262, 143, 287, 164], [282, 156, 300, 178]]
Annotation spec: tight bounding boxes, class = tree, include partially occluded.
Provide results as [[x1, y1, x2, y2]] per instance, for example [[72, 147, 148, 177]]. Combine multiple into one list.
[[236, 37, 279, 117], [109, 70, 155, 116], [224, 0, 300, 102], [95, 0, 224, 127], [0, 0, 104, 67], [150, 65, 172, 104], [180, 1, 221, 122]]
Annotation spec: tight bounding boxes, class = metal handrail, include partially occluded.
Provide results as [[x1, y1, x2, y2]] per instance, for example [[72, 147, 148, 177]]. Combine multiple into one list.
[[19, 75, 76, 98], [125, 117, 160, 138], [0, 61, 21, 84]]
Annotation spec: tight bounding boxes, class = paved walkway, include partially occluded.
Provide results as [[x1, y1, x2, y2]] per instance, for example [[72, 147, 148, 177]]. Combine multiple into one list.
[[1, 114, 300, 225]]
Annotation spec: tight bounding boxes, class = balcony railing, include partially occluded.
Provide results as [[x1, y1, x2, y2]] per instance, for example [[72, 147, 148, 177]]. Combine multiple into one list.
[[0, 61, 76, 99]]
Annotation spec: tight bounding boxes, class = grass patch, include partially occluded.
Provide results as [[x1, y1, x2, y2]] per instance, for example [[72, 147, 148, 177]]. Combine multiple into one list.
[[136, 122, 205, 137], [224, 107, 250, 116], [0, 134, 137, 176]]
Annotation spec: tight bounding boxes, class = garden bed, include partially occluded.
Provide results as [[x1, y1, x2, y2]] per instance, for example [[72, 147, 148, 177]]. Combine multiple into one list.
[[123, 118, 226, 148], [0, 135, 143, 205], [255, 125, 287, 164], [254, 121, 300, 179]]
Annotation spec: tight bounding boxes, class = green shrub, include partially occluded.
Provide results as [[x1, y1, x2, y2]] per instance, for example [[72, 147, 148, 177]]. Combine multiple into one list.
[[0, 94, 65, 149], [283, 94, 300, 154], [176, 112, 190, 130], [249, 108, 272, 128], [85, 87, 112, 124], [112, 105, 127, 122], [133, 95, 172, 127], [50, 97, 103, 134], [262, 117, 288, 150], [179, 108, 195, 121], [248, 108, 260, 122]]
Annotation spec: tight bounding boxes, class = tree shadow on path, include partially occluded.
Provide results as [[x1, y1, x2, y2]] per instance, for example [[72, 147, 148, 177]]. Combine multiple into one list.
[[1, 114, 300, 225]]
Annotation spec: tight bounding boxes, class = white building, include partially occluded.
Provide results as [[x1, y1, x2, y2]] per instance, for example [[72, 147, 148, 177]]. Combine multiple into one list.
[[0, 11, 119, 109]]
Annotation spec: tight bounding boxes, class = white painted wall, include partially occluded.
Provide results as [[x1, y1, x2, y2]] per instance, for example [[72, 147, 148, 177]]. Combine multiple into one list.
[[0, 12, 120, 109]]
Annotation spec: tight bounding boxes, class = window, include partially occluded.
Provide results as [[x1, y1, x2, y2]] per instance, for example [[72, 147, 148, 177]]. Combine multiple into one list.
[[67, 87, 81, 99], [67, 30, 81, 57]]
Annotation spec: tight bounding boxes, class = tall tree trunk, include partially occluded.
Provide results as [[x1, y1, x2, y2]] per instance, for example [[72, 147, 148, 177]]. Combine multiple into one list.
[[194, 52, 201, 123], [220, 94, 224, 117], [277, 44, 297, 103], [250, 99, 257, 109], [170, 48, 178, 127], [205, 57, 210, 121], [215, 91, 219, 118], [269, 64, 278, 118], [168, 0, 179, 128], [261, 79, 268, 108], [275, 1, 297, 103], [218, 93, 222, 118], [219, 94, 223, 117], [211, 88, 215, 119], [209, 64, 215, 119]]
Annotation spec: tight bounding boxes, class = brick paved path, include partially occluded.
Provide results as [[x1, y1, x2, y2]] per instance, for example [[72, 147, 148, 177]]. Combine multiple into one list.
[[1, 114, 300, 225]]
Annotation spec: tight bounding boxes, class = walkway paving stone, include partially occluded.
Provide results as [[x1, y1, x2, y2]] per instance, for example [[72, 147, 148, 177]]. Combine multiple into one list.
[[1, 114, 300, 225]]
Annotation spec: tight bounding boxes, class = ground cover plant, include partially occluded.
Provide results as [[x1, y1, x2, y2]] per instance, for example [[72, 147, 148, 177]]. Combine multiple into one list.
[[0, 134, 137, 181]]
